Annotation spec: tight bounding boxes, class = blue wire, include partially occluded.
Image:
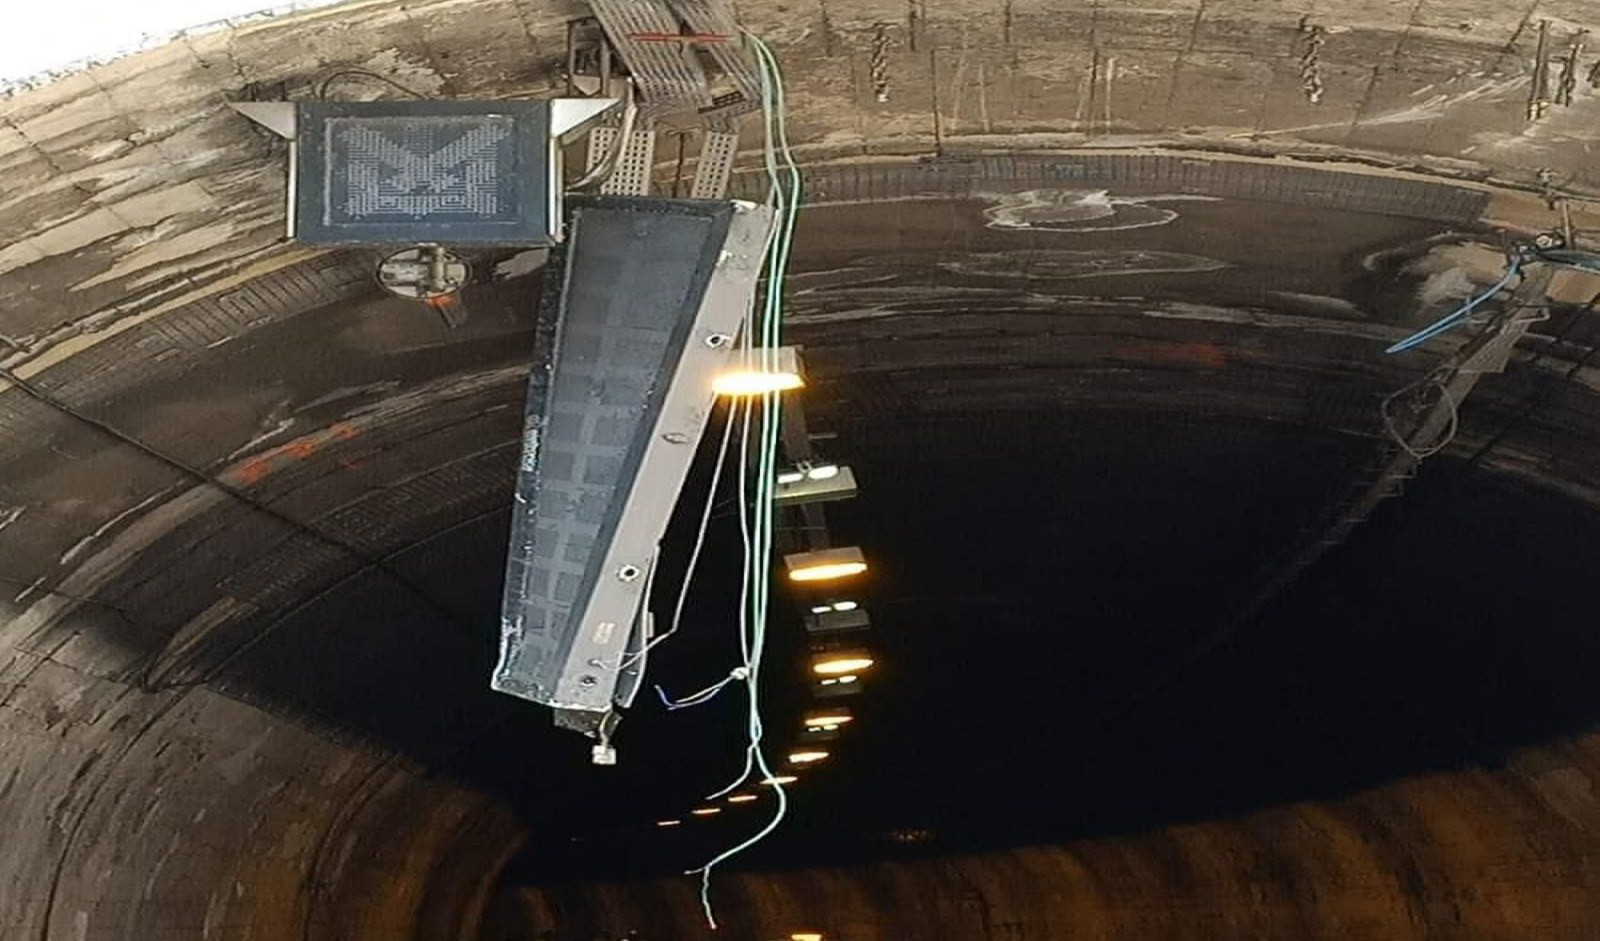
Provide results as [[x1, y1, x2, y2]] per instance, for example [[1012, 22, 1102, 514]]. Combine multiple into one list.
[[656, 667, 749, 711], [1536, 249, 1600, 274], [1385, 257, 1523, 354], [656, 683, 725, 711]]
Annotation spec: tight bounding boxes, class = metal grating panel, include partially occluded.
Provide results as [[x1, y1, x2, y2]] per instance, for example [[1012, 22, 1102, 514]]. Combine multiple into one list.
[[600, 124, 658, 196], [673, 0, 762, 119], [586, 125, 619, 174], [589, 0, 713, 115], [690, 127, 740, 199]]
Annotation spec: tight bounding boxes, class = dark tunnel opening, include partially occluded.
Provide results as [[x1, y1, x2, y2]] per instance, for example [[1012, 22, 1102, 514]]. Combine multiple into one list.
[[109, 185, 1600, 892], [494, 413, 1600, 886]]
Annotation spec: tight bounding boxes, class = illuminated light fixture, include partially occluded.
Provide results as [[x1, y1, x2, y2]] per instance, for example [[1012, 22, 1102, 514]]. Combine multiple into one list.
[[811, 651, 875, 676], [728, 793, 759, 804], [691, 807, 722, 816], [812, 600, 860, 615], [775, 464, 858, 506], [790, 749, 830, 764], [804, 708, 854, 729], [761, 775, 799, 786], [657, 819, 682, 827], [806, 716, 844, 739], [793, 934, 824, 941], [806, 607, 870, 635], [712, 346, 804, 396], [785, 547, 867, 583], [816, 675, 862, 700]]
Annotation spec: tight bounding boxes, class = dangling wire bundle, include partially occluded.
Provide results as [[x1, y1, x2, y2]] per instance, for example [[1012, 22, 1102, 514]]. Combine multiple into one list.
[[1385, 254, 1524, 354], [687, 30, 804, 930]]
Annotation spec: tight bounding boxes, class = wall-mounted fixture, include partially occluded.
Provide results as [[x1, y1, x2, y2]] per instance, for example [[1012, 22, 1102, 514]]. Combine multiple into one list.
[[785, 546, 868, 583]]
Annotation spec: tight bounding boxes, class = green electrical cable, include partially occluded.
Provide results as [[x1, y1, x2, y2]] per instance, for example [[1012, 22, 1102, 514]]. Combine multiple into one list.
[[689, 31, 805, 929]]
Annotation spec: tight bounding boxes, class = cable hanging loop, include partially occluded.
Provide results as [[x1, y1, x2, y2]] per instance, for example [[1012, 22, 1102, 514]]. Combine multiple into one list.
[[1380, 375, 1460, 460]]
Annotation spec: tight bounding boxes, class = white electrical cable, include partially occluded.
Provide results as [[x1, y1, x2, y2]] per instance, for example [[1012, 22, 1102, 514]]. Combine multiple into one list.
[[705, 396, 759, 800], [688, 31, 803, 929], [618, 407, 739, 671], [705, 41, 788, 803]]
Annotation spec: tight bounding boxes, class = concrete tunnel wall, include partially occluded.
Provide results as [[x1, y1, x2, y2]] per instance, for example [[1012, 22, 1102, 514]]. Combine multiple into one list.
[[0, 673, 520, 939], [5, 1, 1600, 939], [513, 750, 1600, 940]]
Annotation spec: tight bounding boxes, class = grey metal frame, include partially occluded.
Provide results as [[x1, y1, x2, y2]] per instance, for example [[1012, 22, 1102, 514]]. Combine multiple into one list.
[[293, 100, 552, 245], [493, 196, 775, 730]]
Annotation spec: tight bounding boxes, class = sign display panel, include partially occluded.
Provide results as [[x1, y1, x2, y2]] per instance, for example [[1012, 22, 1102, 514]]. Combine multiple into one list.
[[294, 101, 552, 245]]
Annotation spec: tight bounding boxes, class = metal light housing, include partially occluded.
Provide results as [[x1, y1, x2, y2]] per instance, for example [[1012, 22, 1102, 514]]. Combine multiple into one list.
[[784, 546, 867, 583], [712, 346, 805, 395]]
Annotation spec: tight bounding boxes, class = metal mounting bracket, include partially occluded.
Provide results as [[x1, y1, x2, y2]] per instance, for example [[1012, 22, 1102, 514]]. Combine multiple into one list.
[[551, 97, 625, 141], [229, 101, 297, 140], [230, 98, 621, 143]]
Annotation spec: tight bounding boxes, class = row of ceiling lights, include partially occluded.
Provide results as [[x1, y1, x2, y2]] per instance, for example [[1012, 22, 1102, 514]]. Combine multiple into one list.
[[657, 347, 873, 827]]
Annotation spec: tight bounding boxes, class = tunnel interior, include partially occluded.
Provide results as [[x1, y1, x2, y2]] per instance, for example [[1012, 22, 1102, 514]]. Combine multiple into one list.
[[8, 2, 1600, 940]]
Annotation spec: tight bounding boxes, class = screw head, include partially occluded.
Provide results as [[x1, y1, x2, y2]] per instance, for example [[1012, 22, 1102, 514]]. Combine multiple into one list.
[[617, 564, 642, 581]]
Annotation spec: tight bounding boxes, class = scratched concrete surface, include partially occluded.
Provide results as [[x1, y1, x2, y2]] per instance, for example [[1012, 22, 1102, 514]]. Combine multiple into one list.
[[6, 1, 1600, 940]]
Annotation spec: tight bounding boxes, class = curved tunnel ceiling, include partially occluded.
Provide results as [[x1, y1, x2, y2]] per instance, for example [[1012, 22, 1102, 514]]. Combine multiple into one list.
[[6, 2, 1600, 940]]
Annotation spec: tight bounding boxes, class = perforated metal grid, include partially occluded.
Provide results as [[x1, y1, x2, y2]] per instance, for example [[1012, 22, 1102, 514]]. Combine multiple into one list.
[[585, 124, 614, 178], [293, 101, 553, 245], [586, 125, 619, 174], [588, 0, 712, 115], [673, 0, 761, 119], [690, 128, 740, 199], [600, 125, 658, 196]]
